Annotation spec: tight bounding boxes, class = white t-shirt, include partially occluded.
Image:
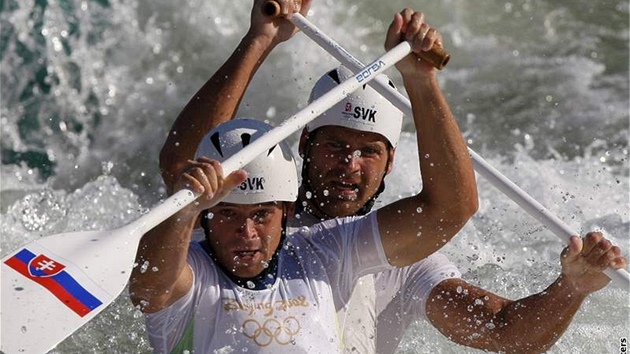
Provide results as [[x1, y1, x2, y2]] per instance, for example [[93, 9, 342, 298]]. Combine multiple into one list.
[[289, 210, 461, 354], [145, 212, 394, 354]]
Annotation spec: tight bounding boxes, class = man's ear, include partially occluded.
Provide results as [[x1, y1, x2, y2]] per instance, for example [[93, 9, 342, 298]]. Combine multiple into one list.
[[385, 147, 396, 175], [298, 128, 310, 158]]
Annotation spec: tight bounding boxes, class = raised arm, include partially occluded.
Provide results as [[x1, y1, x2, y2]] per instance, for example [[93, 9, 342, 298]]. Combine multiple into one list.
[[160, 0, 311, 193], [377, 9, 478, 267], [129, 158, 247, 313], [426, 232, 628, 354]]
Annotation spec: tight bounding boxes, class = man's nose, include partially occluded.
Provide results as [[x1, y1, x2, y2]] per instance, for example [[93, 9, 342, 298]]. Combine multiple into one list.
[[338, 150, 362, 172], [237, 218, 258, 239]]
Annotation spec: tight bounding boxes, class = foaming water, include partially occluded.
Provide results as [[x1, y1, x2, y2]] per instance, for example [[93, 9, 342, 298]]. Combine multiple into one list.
[[1, 0, 628, 353]]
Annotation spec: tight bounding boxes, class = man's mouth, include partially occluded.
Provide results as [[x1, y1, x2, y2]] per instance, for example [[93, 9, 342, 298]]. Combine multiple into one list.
[[234, 250, 260, 263], [330, 181, 359, 199]]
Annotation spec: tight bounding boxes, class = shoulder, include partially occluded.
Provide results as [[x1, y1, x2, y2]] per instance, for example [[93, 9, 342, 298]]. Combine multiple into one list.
[[288, 213, 377, 244], [377, 252, 460, 281], [186, 241, 217, 278]]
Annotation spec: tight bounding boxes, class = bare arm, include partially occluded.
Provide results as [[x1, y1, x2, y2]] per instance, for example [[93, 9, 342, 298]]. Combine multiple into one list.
[[378, 9, 478, 267], [160, 0, 311, 193], [426, 232, 628, 354], [129, 158, 247, 313]]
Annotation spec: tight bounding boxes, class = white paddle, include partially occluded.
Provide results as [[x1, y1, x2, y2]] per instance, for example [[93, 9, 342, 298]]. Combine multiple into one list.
[[263, 2, 630, 287], [0, 40, 414, 354]]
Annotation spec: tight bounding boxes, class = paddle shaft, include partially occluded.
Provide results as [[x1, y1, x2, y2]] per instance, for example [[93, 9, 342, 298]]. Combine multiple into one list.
[[262, 1, 450, 70], [278, 10, 630, 287], [119, 40, 415, 238]]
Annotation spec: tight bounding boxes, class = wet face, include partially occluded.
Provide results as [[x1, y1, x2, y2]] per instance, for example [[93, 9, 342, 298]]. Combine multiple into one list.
[[301, 126, 394, 217], [204, 202, 285, 278]]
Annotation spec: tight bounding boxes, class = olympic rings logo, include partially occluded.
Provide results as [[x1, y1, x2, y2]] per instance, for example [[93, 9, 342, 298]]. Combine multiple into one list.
[[242, 317, 301, 346]]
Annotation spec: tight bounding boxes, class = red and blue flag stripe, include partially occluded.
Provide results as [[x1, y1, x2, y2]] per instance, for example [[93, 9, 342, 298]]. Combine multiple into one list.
[[4, 248, 103, 317]]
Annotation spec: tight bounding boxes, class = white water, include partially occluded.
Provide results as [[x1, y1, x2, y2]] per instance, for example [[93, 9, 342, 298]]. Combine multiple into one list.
[[1, 0, 628, 353]]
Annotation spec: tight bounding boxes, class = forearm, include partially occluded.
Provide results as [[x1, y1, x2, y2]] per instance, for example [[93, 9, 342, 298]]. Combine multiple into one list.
[[129, 208, 198, 310], [488, 233, 628, 352], [160, 33, 276, 192], [387, 73, 477, 259], [405, 74, 477, 221], [487, 275, 587, 353], [378, 75, 477, 266], [428, 277, 587, 354]]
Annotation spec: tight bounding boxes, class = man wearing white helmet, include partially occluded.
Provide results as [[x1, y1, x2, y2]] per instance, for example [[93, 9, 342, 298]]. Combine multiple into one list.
[[295, 65, 404, 219], [129, 118, 473, 353], [157, 1, 627, 354]]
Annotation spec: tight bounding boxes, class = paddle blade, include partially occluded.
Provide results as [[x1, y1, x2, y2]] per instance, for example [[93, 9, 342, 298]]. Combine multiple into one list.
[[1, 226, 141, 354]]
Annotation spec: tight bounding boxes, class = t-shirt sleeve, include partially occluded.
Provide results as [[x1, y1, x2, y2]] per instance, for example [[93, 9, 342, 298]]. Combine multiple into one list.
[[144, 243, 217, 353], [292, 212, 393, 307], [374, 252, 461, 353]]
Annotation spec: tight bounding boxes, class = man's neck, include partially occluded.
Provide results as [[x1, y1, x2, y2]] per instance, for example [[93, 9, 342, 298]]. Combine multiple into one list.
[[297, 186, 332, 221], [200, 239, 280, 290]]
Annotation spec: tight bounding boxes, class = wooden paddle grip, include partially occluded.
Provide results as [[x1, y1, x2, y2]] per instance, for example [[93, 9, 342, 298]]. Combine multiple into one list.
[[420, 45, 450, 70], [261, 0, 450, 69], [262, 0, 282, 16]]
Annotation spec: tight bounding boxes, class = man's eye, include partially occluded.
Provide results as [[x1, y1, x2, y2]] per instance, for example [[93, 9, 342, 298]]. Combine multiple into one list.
[[326, 141, 343, 150], [219, 210, 236, 218], [362, 147, 381, 156], [254, 211, 270, 222]]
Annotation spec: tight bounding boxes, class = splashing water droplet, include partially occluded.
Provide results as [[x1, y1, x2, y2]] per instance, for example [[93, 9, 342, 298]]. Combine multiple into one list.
[[140, 261, 149, 273], [266, 106, 276, 118], [102, 161, 114, 174], [133, 308, 143, 319]]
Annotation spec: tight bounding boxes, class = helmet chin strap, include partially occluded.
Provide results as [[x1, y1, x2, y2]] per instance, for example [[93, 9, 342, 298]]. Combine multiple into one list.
[[358, 180, 385, 215]]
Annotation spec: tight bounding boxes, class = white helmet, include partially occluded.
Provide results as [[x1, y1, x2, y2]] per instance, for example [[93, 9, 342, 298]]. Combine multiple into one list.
[[195, 118, 298, 204], [307, 65, 403, 147]]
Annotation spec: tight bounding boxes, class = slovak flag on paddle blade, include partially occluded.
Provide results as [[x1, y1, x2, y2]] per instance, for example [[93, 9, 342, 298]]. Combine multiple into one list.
[[4, 248, 104, 317], [28, 254, 66, 277]]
